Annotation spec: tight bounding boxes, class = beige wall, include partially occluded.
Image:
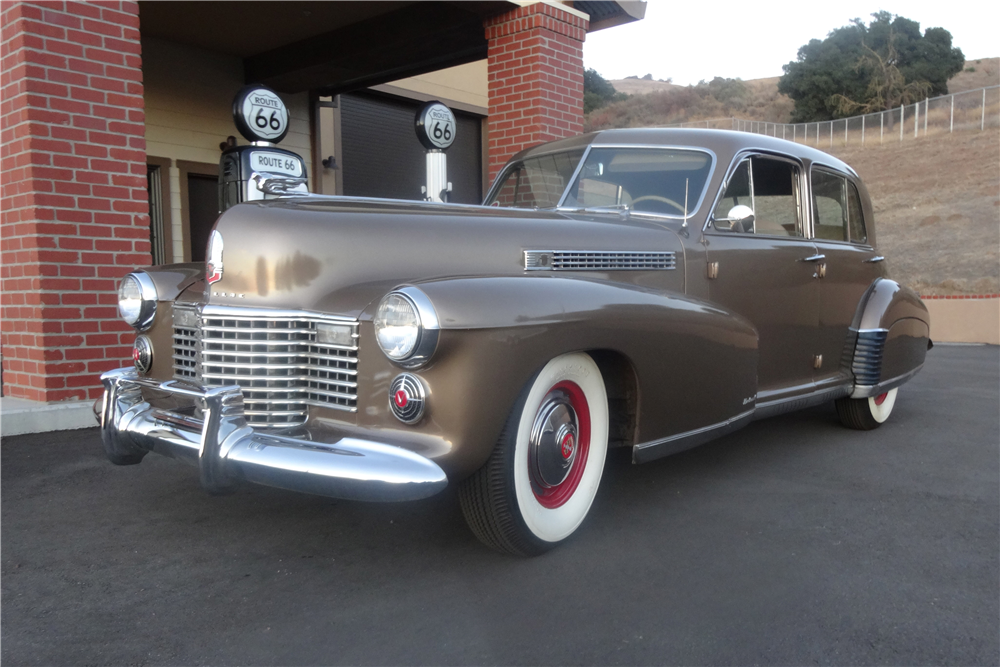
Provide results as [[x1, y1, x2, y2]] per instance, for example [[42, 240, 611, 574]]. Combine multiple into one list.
[[374, 60, 488, 113], [142, 37, 313, 262], [922, 298, 1000, 345]]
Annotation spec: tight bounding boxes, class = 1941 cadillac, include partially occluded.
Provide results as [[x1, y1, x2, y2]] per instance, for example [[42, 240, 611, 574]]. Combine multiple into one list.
[[100, 128, 931, 556]]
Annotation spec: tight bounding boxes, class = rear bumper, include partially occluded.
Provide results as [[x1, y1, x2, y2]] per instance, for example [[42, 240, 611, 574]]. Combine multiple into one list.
[[97, 367, 448, 502]]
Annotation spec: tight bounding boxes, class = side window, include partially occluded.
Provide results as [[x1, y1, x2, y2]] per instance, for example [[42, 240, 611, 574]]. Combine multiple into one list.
[[712, 156, 801, 237], [811, 170, 848, 242], [847, 181, 868, 244], [810, 170, 869, 244]]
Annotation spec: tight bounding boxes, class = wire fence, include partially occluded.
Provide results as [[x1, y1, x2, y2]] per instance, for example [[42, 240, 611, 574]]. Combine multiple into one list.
[[664, 85, 999, 149]]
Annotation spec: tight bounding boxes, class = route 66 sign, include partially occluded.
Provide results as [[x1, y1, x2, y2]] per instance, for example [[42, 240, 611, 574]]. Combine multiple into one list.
[[415, 101, 457, 150], [233, 85, 290, 144]]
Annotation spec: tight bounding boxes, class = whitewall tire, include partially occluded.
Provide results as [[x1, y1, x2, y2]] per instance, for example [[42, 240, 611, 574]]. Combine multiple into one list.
[[459, 353, 609, 556], [836, 388, 898, 430]]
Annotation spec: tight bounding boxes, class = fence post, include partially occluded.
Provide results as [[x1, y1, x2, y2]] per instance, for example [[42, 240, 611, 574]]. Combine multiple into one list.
[[880, 111, 884, 144], [862, 115, 865, 146], [900, 105, 904, 142], [950, 95, 954, 133], [829, 121, 833, 148], [782, 125, 785, 140], [844, 118, 847, 146], [914, 101, 919, 138], [924, 98, 928, 136], [983, 88, 987, 131]]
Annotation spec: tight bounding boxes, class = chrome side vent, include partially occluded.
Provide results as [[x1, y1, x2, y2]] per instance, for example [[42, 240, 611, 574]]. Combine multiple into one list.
[[525, 250, 676, 271], [851, 329, 888, 386]]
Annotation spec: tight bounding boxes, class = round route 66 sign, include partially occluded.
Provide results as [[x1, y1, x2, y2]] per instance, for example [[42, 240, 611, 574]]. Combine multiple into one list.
[[233, 85, 290, 144], [415, 101, 457, 150]]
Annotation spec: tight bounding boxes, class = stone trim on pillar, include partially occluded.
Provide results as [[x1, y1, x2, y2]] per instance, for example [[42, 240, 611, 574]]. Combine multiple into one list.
[[484, 2, 588, 182], [1, 0, 148, 402]]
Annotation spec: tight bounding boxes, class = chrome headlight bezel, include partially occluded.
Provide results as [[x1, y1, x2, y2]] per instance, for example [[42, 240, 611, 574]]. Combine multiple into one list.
[[374, 286, 440, 369], [118, 272, 157, 331]]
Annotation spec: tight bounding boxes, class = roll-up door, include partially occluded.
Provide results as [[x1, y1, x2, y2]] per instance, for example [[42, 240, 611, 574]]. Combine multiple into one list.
[[340, 92, 483, 204]]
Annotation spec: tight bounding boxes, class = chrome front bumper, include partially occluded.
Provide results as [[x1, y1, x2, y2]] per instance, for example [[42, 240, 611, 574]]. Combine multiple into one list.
[[97, 368, 447, 502]]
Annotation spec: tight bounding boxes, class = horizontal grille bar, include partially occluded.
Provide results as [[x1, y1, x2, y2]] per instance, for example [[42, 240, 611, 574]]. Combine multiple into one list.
[[172, 305, 360, 428]]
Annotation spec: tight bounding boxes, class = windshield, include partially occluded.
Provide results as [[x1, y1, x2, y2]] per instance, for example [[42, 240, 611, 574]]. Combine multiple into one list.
[[485, 149, 585, 208], [562, 148, 714, 216]]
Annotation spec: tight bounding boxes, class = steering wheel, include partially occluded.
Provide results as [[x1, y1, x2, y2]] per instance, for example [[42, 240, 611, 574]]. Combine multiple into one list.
[[630, 195, 686, 214]]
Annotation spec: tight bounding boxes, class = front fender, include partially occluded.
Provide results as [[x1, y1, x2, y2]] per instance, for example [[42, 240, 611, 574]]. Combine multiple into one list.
[[382, 275, 758, 478], [850, 278, 930, 397]]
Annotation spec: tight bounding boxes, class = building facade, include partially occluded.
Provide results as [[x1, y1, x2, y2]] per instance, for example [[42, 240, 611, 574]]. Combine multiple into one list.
[[0, 0, 643, 411]]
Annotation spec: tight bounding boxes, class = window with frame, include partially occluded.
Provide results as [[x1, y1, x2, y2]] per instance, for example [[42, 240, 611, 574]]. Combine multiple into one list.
[[712, 155, 802, 237], [487, 150, 584, 208], [811, 169, 868, 244]]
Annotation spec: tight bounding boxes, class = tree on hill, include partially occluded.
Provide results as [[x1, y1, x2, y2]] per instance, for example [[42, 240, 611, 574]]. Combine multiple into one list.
[[778, 12, 964, 122], [583, 68, 627, 114]]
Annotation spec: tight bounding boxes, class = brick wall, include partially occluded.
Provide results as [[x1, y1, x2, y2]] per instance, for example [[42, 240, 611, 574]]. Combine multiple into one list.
[[1, 0, 148, 402], [484, 3, 588, 181]]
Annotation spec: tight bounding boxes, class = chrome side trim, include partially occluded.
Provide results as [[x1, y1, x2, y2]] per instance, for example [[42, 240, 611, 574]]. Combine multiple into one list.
[[632, 409, 754, 464], [201, 304, 357, 322], [99, 367, 447, 502], [851, 364, 924, 399], [851, 328, 888, 386], [753, 384, 851, 421], [524, 250, 677, 271]]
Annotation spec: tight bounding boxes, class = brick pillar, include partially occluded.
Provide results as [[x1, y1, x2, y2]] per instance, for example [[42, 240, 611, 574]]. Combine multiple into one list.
[[1, 0, 148, 402], [484, 3, 588, 181]]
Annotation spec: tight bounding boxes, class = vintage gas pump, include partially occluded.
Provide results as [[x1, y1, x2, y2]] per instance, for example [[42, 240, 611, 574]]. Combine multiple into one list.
[[414, 101, 457, 203], [219, 85, 309, 213]]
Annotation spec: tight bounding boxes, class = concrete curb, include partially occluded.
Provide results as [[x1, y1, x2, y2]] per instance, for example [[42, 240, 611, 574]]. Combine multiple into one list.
[[1, 397, 97, 437]]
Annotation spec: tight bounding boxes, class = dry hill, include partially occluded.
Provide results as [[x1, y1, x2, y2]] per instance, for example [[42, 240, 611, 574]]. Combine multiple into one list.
[[829, 131, 999, 296]]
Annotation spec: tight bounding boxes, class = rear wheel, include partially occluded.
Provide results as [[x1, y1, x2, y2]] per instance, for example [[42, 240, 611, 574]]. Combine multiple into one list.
[[459, 353, 609, 556], [836, 388, 898, 430]]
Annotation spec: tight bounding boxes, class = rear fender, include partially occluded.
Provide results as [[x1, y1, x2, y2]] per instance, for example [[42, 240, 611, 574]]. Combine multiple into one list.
[[849, 278, 930, 398]]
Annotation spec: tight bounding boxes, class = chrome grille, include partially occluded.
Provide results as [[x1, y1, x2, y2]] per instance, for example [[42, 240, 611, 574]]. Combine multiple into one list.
[[524, 250, 676, 271], [851, 329, 888, 386], [172, 304, 359, 428]]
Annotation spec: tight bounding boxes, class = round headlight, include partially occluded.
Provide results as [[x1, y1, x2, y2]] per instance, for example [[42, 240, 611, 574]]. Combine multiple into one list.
[[375, 293, 421, 360], [118, 272, 157, 330]]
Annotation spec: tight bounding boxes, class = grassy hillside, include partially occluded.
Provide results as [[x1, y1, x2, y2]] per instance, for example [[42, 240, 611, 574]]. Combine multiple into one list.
[[829, 131, 999, 296], [593, 58, 999, 131]]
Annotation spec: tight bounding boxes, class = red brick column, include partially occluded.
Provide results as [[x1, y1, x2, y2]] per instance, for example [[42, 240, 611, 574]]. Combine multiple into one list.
[[1, 0, 148, 402], [484, 3, 588, 181]]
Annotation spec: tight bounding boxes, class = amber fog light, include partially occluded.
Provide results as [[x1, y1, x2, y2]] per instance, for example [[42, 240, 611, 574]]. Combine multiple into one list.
[[389, 373, 425, 424], [132, 335, 153, 374]]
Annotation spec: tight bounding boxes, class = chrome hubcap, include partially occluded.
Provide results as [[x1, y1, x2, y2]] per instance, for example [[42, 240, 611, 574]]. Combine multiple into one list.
[[528, 390, 578, 489]]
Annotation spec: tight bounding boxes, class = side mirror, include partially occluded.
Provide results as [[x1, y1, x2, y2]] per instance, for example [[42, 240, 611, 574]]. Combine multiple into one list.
[[713, 204, 755, 233]]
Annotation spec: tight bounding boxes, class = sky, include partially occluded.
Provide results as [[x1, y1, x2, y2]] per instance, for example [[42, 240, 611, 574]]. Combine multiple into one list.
[[583, 1, 999, 86]]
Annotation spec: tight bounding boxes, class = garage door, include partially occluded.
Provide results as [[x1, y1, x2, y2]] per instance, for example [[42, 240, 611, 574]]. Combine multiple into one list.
[[340, 92, 483, 204]]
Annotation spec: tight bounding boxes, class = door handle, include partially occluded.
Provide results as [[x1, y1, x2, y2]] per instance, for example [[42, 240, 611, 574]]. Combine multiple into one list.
[[864, 256, 885, 263], [799, 254, 826, 263]]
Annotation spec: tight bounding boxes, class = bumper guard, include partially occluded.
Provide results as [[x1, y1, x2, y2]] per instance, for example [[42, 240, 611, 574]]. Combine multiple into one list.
[[98, 368, 447, 502]]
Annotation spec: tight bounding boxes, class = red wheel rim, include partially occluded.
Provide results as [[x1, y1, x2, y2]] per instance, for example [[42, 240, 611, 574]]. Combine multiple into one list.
[[532, 380, 590, 509], [874, 392, 888, 406]]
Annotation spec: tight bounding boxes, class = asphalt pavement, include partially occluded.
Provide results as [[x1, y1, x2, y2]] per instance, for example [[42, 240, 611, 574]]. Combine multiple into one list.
[[2, 345, 998, 665]]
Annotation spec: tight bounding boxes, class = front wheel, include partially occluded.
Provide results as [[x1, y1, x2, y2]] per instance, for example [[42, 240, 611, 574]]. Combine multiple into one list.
[[459, 353, 609, 556], [836, 388, 898, 430]]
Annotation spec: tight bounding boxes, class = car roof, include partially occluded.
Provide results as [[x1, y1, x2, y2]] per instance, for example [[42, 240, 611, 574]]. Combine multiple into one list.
[[510, 128, 857, 178]]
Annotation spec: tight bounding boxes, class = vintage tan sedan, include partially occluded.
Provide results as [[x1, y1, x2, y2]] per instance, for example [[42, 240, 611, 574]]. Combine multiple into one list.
[[99, 129, 930, 556]]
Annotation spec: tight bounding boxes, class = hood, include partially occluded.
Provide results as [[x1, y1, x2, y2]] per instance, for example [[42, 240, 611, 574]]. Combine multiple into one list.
[[206, 197, 686, 318]]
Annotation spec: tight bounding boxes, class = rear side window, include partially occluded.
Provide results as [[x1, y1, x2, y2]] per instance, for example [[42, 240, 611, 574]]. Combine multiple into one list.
[[811, 168, 868, 244]]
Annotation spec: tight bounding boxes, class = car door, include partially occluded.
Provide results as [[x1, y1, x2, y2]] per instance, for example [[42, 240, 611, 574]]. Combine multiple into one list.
[[809, 167, 885, 388], [704, 154, 821, 403]]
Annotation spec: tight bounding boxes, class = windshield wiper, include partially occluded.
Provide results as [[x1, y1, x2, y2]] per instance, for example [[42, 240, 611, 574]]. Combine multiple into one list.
[[556, 204, 631, 217]]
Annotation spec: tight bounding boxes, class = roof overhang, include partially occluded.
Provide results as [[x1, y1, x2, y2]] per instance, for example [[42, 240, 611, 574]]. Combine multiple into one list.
[[138, 1, 645, 94]]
